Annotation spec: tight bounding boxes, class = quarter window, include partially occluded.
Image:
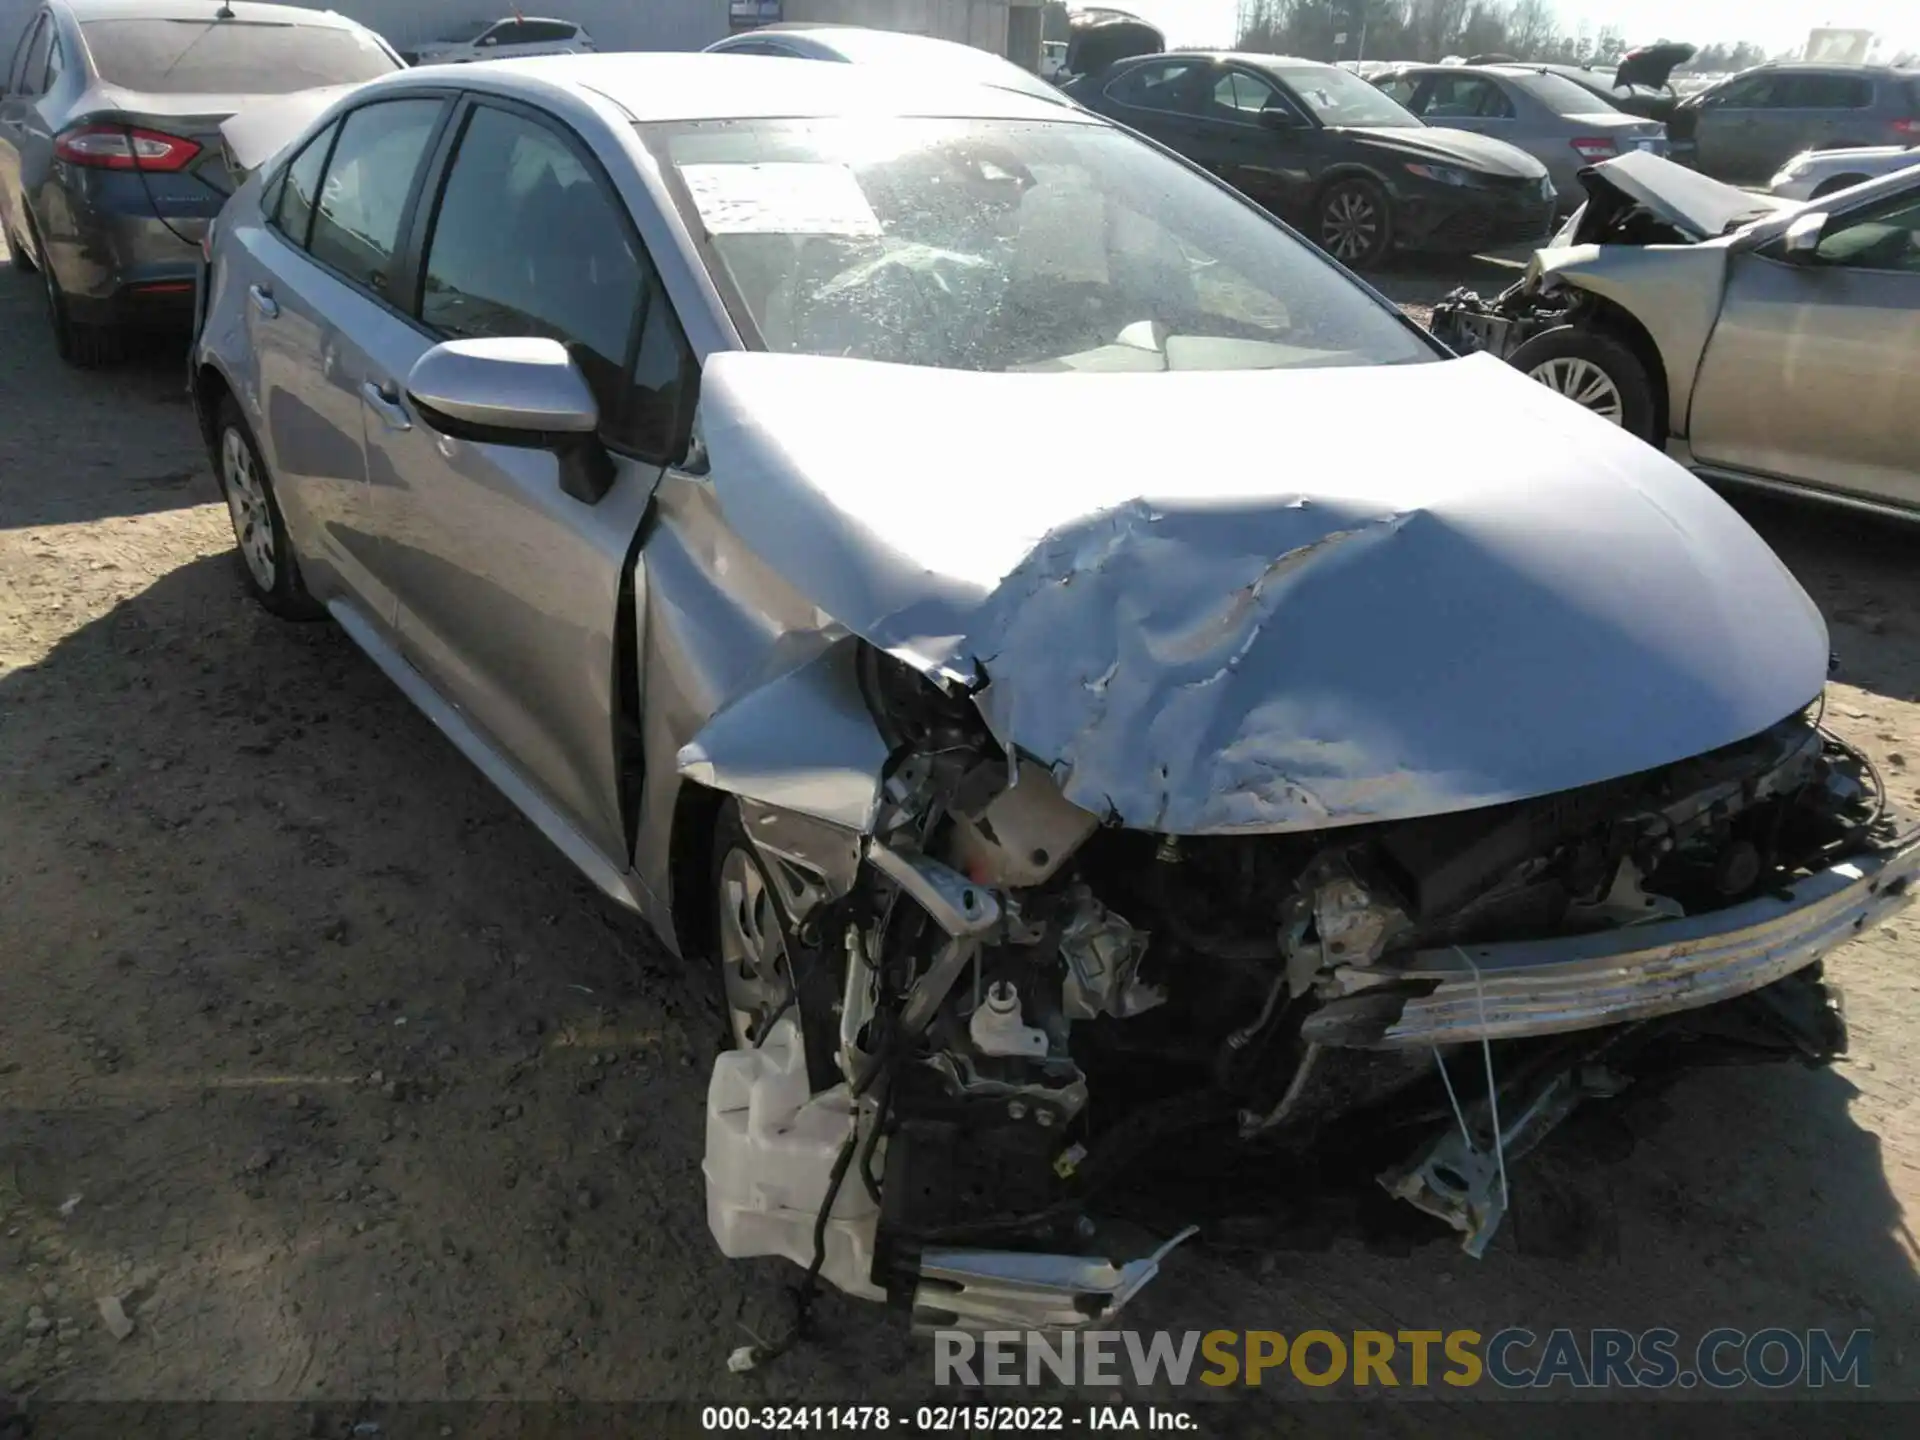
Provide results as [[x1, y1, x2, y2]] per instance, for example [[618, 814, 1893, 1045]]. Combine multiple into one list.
[[419, 105, 689, 458], [13, 16, 51, 97], [272, 121, 338, 248], [307, 99, 442, 298]]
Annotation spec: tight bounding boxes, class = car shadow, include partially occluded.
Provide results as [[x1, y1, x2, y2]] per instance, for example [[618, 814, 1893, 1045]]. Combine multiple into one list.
[[0, 236, 210, 530]]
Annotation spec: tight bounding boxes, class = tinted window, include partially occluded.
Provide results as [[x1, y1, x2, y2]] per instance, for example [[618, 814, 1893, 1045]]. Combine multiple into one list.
[[420, 107, 644, 445], [309, 100, 442, 296], [1514, 71, 1621, 115], [625, 282, 694, 458], [479, 22, 525, 46], [272, 121, 337, 249], [1815, 192, 1920, 273], [14, 17, 50, 96], [519, 22, 577, 43], [1106, 60, 1209, 115], [1715, 74, 1783, 108], [648, 117, 1434, 373], [40, 32, 63, 90], [1424, 75, 1513, 121], [1780, 74, 1873, 109], [80, 20, 397, 95]]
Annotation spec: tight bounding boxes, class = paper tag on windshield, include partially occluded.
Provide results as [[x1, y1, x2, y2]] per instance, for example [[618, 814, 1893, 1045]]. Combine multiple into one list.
[[680, 162, 882, 237]]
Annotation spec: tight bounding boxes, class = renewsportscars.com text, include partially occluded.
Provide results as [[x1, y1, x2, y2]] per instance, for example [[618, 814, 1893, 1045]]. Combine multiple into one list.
[[934, 1327, 1873, 1390]]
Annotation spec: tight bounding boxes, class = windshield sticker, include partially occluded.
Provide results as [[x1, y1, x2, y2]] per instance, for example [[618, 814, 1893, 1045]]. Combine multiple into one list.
[[680, 162, 882, 237]]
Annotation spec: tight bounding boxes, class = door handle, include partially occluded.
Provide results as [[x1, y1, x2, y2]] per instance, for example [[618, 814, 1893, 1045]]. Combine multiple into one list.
[[248, 284, 279, 319], [360, 380, 411, 432]]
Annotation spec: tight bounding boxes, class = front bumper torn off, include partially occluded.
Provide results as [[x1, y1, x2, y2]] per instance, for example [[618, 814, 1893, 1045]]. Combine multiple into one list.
[[1304, 821, 1920, 1049]]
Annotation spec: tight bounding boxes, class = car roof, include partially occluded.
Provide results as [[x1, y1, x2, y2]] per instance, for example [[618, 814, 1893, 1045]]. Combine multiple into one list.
[[719, 25, 1066, 103], [58, 0, 367, 25], [410, 52, 1098, 124]]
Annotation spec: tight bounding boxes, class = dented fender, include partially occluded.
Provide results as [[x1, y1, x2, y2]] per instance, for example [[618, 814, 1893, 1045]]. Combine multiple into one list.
[[1527, 242, 1734, 435]]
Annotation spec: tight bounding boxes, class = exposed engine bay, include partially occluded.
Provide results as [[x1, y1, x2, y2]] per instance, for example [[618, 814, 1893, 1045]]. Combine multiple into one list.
[[705, 645, 1916, 1333]]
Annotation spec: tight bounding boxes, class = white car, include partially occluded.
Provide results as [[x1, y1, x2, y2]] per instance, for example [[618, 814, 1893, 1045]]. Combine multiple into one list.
[[409, 16, 594, 65], [1771, 143, 1920, 200]]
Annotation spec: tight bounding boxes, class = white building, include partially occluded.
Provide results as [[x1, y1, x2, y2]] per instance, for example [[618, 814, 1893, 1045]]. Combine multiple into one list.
[[4, 1, 1046, 76]]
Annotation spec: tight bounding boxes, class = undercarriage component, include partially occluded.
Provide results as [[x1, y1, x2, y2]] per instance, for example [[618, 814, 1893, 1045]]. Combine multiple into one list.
[[1059, 888, 1162, 1020], [910, 1227, 1200, 1333], [1381, 1061, 1631, 1257]]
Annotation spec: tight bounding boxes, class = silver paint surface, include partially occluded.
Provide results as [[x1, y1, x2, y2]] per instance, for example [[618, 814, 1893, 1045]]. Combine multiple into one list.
[[700, 348, 1829, 834]]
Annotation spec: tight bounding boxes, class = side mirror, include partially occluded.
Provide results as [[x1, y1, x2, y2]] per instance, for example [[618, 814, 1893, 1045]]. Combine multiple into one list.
[[1781, 210, 1828, 264], [1259, 107, 1302, 130], [406, 337, 616, 503]]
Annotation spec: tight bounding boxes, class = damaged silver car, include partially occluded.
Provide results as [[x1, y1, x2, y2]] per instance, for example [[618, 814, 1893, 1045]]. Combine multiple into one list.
[[1432, 151, 1920, 517], [191, 56, 1920, 1334]]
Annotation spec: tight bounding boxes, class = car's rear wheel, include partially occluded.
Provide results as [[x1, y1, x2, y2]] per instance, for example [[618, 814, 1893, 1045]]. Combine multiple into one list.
[[1316, 177, 1392, 270], [25, 209, 124, 369], [215, 397, 325, 620], [1508, 325, 1656, 444]]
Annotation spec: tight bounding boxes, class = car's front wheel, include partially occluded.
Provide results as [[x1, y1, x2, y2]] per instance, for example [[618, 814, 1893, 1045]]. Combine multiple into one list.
[[215, 398, 325, 620], [712, 801, 803, 1054], [1508, 325, 1657, 444], [1315, 177, 1393, 270]]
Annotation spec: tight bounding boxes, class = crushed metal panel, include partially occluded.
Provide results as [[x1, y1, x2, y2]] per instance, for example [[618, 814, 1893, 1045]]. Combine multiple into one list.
[[700, 349, 1827, 835], [676, 638, 890, 833], [1578, 151, 1790, 240]]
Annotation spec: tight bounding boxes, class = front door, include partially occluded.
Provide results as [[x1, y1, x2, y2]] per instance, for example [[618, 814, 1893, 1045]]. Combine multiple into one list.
[[1692, 72, 1787, 181], [359, 98, 690, 867], [0, 13, 52, 245], [1689, 185, 1920, 506]]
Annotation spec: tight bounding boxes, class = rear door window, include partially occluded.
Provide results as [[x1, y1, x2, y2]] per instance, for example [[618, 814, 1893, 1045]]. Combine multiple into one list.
[[1424, 75, 1513, 120], [478, 22, 527, 48], [519, 22, 578, 44], [1782, 74, 1873, 109], [1106, 60, 1211, 116], [78, 19, 398, 94], [307, 99, 443, 299]]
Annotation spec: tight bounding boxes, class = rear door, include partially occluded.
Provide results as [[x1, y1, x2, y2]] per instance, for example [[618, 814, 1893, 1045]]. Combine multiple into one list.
[[1098, 57, 1220, 157], [237, 94, 449, 628], [1690, 182, 1920, 505], [357, 96, 690, 867], [1768, 72, 1879, 170]]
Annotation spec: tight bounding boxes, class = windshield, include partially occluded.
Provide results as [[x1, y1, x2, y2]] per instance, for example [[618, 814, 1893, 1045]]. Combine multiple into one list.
[[81, 20, 398, 94], [644, 118, 1433, 373], [1515, 70, 1627, 115], [1266, 63, 1423, 129]]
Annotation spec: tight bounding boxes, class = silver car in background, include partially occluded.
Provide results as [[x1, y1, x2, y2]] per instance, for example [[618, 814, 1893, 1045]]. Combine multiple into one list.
[[192, 54, 1914, 1329], [702, 22, 1071, 108], [1771, 143, 1920, 201], [1433, 152, 1920, 519], [1373, 62, 1667, 214], [0, 0, 399, 366]]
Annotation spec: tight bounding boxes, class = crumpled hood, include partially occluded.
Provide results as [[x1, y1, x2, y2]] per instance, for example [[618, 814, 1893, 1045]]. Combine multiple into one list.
[[698, 351, 1827, 834], [1341, 125, 1547, 180]]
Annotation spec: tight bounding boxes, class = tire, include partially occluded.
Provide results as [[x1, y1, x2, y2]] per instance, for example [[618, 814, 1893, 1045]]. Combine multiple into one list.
[[213, 397, 325, 620], [1507, 325, 1657, 444], [1810, 174, 1868, 199], [1315, 177, 1393, 270], [24, 208, 124, 369]]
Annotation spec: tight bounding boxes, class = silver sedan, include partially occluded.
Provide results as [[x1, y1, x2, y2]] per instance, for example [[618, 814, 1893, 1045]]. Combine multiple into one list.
[[192, 55, 1915, 1328]]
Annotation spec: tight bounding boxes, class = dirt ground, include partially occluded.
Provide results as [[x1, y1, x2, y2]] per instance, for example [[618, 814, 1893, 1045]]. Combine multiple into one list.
[[2, 231, 1918, 1429]]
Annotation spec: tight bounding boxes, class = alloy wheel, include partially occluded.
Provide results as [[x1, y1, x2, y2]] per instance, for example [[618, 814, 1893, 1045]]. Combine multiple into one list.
[[1527, 356, 1626, 426], [220, 426, 279, 590], [1321, 189, 1380, 262], [717, 845, 792, 1048]]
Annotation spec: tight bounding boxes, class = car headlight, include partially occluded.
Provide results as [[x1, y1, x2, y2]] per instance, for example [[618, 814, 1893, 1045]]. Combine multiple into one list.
[[1405, 162, 1473, 187]]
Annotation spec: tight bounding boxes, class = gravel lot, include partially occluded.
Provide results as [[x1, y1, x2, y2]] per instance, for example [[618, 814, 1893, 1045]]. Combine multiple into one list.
[[3, 230, 1918, 1427]]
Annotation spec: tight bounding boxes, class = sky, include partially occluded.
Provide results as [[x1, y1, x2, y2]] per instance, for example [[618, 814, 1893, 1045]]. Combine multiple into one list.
[[1119, 1, 1918, 58]]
